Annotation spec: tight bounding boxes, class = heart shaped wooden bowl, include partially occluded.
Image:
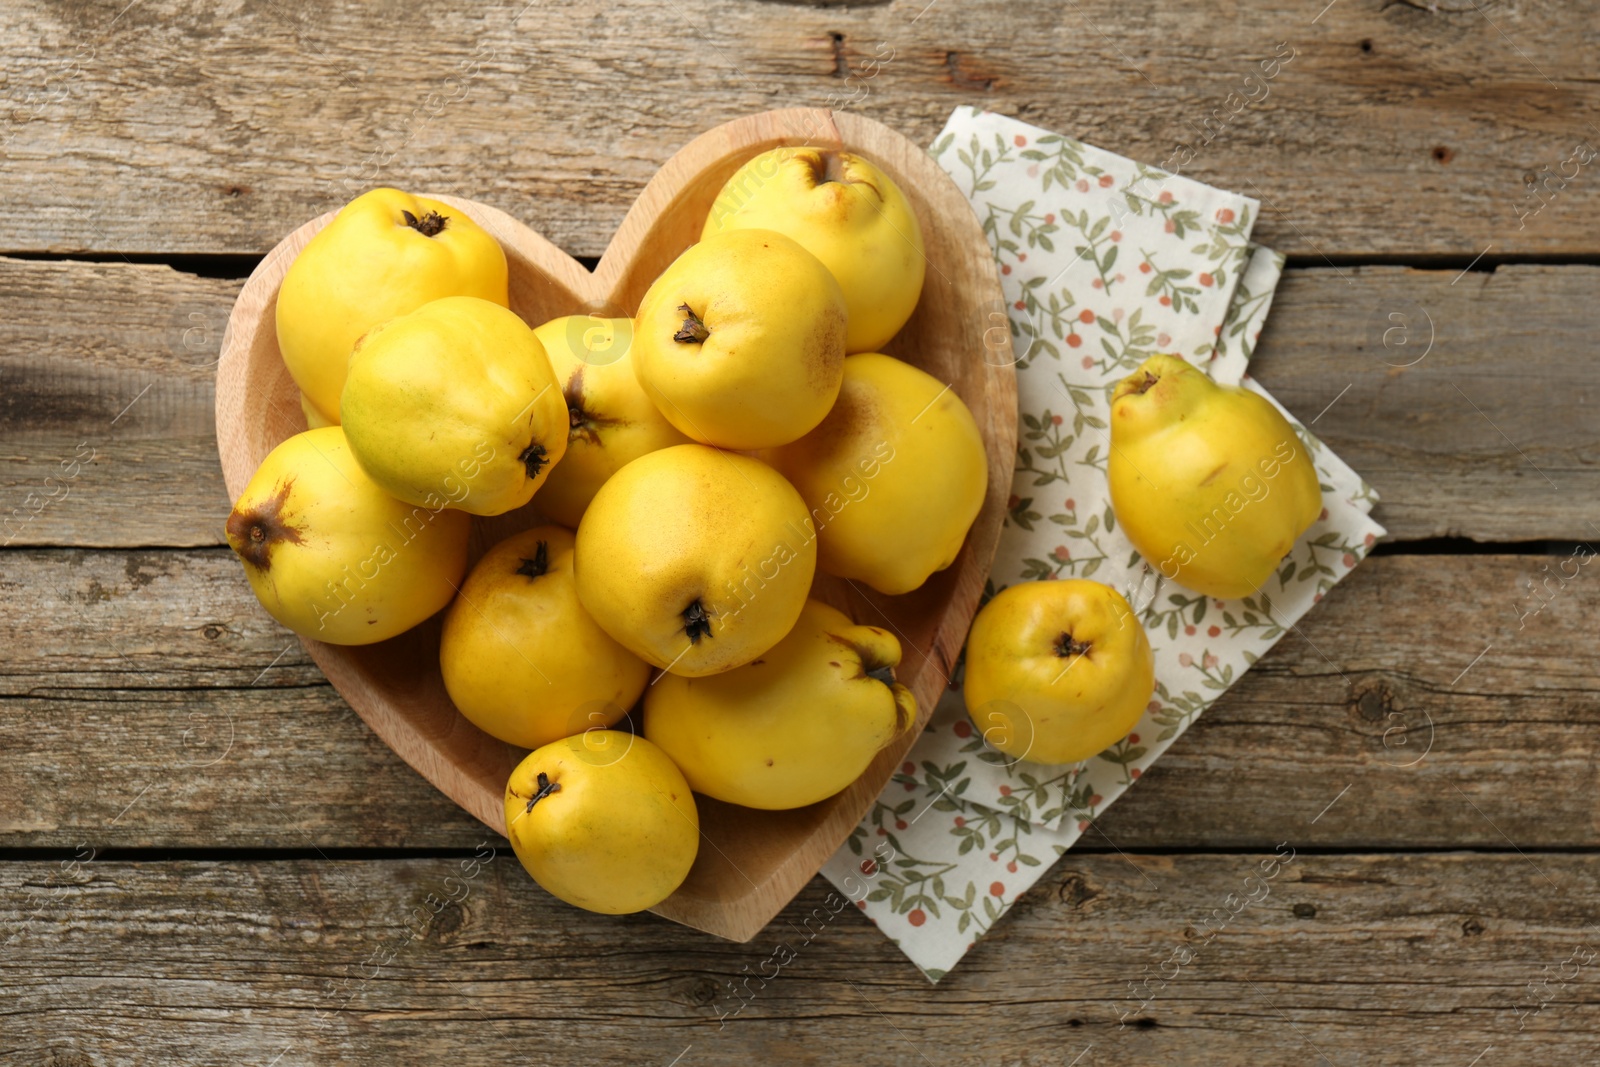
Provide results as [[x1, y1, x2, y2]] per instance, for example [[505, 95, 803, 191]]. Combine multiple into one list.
[[217, 108, 1017, 941]]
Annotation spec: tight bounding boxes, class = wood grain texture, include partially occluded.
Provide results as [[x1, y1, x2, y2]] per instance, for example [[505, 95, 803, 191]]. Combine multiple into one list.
[[1, 1, 1592, 1053], [3, 1, 1598, 258], [0, 257, 234, 548], [4, 852, 1597, 1064], [1256, 264, 1600, 542], [5, 257, 1596, 547], [211, 108, 1018, 941], [4, 549, 1593, 849]]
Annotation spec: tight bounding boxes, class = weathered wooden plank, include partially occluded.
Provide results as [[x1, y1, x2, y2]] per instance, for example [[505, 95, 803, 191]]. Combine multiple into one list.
[[2, 852, 1595, 1063], [0, 550, 483, 845], [2, 549, 1593, 849], [3, 257, 1595, 546], [1256, 264, 1600, 543], [0, 257, 233, 548], [2, 0, 1597, 258]]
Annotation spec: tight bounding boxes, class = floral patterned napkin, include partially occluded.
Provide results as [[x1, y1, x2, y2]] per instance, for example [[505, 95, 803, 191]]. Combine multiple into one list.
[[819, 108, 1386, 981]]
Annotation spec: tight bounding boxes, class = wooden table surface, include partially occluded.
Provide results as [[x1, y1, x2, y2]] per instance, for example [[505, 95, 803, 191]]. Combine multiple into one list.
[[4, 1, 1598, 1063]]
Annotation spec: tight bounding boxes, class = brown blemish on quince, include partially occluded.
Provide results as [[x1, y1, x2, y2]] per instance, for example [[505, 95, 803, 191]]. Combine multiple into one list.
[[810, 376, 882, 452], [564, 369, 627, 447], [226, 480, 304, 572], [806, 309, 847, 393]]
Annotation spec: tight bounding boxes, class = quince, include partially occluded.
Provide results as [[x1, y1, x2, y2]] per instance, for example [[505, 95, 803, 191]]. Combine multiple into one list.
[[645, 600, 915, 810], [340, 296, 568, 517], [703, 148, 925, 353], [225, 426, 470, 644], [763, 352, 986, 595], [440, 526, 649, 750], [632, 229, 846, 450], [504, 732, 698, 914], [964, 580, 1154, 765], [1109, 355, 1322, 599], [276, 189, 508, 425], [573, 444, 815, 678]]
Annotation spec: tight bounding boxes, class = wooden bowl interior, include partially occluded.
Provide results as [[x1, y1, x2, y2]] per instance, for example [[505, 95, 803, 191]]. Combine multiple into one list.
[[216, 108, 1016, 942]]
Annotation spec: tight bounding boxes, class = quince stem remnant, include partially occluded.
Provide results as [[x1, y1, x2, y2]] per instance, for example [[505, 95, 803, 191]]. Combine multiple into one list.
[[519, 443, 549, 480], [523, 771, 561, 813], [515, 541, 550, 580], [1055, 632, 1092, 658], [682, 599, 713, 644], [400, 209, 448, 237], [673, 304, 710, 344], [808, 151, 847, 185]]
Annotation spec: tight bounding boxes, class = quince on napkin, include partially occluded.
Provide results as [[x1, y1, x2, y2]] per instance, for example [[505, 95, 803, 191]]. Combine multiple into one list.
[[821, 107, 1385, 981]]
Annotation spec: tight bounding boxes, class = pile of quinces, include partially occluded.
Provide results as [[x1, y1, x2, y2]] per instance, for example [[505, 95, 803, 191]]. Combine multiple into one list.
[[226, 150, 989, 914], [227, 148, 1325, 918]]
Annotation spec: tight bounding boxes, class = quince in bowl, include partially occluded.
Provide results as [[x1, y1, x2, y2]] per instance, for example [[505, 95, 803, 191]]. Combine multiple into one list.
[[215, 109, 1017, 942]]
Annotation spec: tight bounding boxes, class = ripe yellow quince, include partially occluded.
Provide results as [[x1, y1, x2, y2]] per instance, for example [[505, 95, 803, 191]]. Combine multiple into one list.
[[645, 600, 915, 810], [763, 352, 987, 596], [1108, 354, 1322, 599], [574, 444, 816, 678], [963, 580, 1154, 765], [276, 189, 508, 425], [224, 426, 470, 645], [504, 732, 698, 914], [632, 229, 846, 450], [703, 148, 925, 354], [530, 315, 690, 528], [340, 296, 568, 517], [439, 526, 649, 750]]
